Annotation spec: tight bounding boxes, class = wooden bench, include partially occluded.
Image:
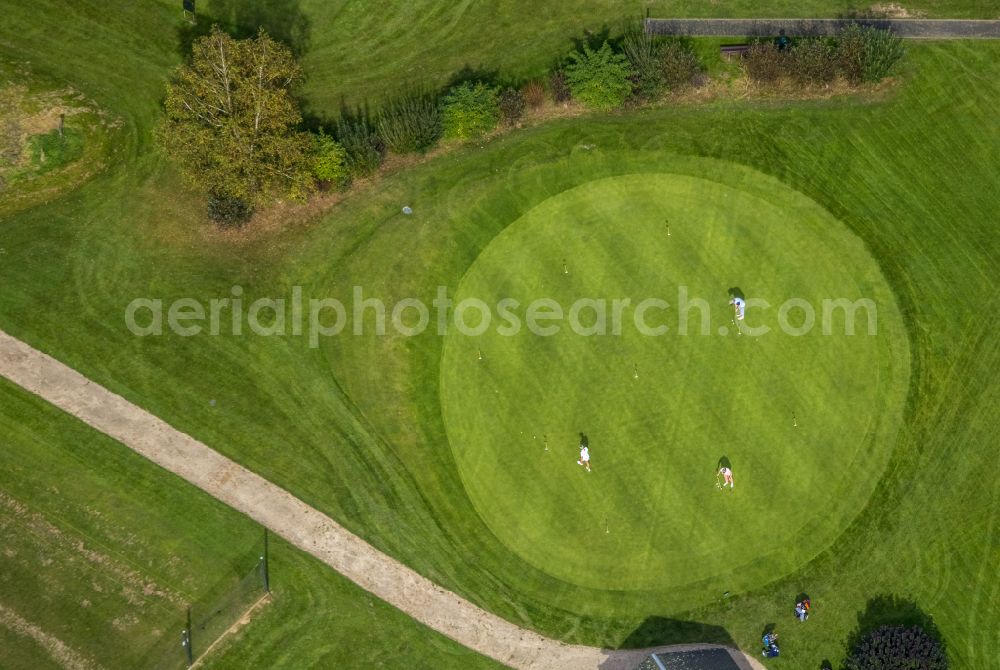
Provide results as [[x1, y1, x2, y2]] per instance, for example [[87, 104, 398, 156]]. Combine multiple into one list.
[[720, 44, 751, 58]]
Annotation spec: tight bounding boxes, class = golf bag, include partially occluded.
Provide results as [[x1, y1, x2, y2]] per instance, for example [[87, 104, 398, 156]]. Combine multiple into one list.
[[762, 633, 780, 658], [795, 597, 811, 621]]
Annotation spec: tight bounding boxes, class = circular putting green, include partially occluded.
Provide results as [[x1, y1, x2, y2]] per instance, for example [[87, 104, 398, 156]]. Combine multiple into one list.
[[439, 169, 910, 595]]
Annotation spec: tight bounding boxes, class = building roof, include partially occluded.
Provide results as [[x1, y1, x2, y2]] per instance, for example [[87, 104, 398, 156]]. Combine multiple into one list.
[[640, 647, 743, 670]]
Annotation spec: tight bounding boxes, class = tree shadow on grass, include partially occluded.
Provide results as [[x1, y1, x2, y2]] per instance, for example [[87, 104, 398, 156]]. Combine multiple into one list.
[[176, 0, 311, 58], [841, 595, 946, 667], [446, 64, 504, 88], [570, 25, 620, 54]]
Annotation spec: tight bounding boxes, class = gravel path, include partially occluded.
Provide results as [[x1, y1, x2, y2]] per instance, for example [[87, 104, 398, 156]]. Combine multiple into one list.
[[645, 18, 1000, 38], [0, 329, 765, 670]]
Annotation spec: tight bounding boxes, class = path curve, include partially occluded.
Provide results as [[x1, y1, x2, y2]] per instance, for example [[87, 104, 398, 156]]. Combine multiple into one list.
[[645, 17, 1000, 38], [0, 329, 765, 670]]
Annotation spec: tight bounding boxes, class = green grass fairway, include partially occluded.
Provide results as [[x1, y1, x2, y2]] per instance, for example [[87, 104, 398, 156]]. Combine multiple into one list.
[[2, 1, 1000, 667], [441, 170, 909, 593]]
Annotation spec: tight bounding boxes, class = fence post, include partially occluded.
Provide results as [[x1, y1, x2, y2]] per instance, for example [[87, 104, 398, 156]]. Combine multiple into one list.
[[260, 528, 270, 594], [182, 606, 193, 667]]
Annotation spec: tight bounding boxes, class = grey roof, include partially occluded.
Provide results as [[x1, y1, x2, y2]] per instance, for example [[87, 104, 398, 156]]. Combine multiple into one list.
[[644, 648, 743, 670]]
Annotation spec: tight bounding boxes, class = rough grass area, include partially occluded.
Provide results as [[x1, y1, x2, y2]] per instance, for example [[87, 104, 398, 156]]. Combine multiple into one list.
[[26, 128, 85, 174], [0, 65, 117, 216], [0, 378, 505, 670]]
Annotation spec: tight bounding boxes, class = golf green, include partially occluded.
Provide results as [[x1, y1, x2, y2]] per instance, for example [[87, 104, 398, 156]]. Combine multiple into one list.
[[440, 170, 910, 593]]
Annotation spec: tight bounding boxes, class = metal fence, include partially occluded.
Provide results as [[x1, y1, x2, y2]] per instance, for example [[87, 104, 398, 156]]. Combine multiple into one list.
[[145, 531, 270, 669]]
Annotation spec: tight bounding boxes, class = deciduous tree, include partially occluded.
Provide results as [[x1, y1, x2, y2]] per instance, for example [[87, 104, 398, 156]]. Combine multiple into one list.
[[159, 26, 312, 218]]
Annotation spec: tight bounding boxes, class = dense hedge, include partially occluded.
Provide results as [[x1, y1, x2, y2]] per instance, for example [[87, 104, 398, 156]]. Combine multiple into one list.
[[377, 94, 442, 154], [622, 30, 701, 100], [564, 41, 634, 110], [301, 23, 903, 202], [311, 131, 350, 188], [844, 625, 948, 670], [335, 117, 384, 177], [745, 26, 904, 86], [440, 82, 500, 139], [498, 88, 526, 127]]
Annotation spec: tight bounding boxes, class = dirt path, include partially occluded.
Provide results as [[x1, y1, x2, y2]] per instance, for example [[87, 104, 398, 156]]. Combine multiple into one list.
[[0, 329, 765, 670], [645, 18, 1000, 38]]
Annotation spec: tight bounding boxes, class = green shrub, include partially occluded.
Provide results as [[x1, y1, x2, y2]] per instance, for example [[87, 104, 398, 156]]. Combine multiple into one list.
[[621, 27, 665, 100], [335, 117, 384, 177], [837, 25, 866, 84], [498, 88, 526, 127], [440, 82, 500, 139], [860, 26, 905, 82], [549, 70, 571, 103], [207, 191, 253, 228], [564, 41, 634, 110], [376, 94, 442, 154], [838, 25, 904, 83], [311, 131, 350, 188], [790, 38, 838, 85], [744, 41, 788, 83], [521, 79, 546, 108], [845, 625, 948, 670], [659, 40, 702, 90]]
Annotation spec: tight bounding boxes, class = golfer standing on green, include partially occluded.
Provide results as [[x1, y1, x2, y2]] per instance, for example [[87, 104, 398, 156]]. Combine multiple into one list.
[[729, 296, 746, 321]]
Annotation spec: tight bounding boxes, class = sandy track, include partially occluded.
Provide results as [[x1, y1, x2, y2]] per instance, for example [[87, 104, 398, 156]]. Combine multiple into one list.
[[0, 329, 764, 670]]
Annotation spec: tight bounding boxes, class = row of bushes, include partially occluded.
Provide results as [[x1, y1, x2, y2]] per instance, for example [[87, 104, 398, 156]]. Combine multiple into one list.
[[305, 32, 706, 193], [201, 24, 904, 226], [304, 24, 902, 202], [307, 81, 529, 190], [553, 32, 703, 110], [745, 25, 905, 86]]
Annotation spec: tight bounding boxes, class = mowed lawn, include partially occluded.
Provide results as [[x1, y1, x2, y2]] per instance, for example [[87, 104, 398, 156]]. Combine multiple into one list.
[[440, 171, 908, 598], [0, 1, 998, 669], [0, 376, 263, 669], [0, 378, 504, 670], [296, 0, 1000, 109]]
